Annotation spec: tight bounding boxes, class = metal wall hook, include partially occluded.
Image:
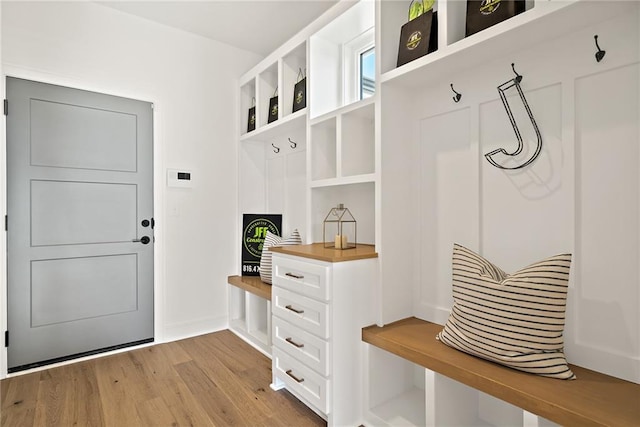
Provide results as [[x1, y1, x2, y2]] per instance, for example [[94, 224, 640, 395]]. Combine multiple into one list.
[[272, 143, 280, 153], [288, 137, 297, 149], [450, 84, 462, 103], [594, 35, 606, 62], [511, 63, 523, 83]]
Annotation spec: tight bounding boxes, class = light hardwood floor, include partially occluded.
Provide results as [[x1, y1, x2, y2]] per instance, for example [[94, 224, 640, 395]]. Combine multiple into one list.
[[1, 330, 327, 426]]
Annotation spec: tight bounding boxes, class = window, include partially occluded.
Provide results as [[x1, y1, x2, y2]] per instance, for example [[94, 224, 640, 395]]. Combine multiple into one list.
[[343, 27, 375, 105], [360, 46, 375, 99]]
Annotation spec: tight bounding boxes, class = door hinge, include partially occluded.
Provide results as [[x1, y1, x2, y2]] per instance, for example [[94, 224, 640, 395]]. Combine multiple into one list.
[[4, 331, 8, 348], [4, 215, 7, 231], [3, 99, 7, 116]]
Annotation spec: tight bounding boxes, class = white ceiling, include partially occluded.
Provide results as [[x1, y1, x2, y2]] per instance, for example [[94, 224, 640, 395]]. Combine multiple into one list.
[[98, 0, 341, 56]]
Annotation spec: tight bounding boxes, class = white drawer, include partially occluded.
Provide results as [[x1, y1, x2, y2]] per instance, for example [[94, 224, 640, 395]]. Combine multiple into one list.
[[272, 286, 329, 339], [273, 255, 330, 301], [273, 348, 329, 414], [273, 316, 329, 376]]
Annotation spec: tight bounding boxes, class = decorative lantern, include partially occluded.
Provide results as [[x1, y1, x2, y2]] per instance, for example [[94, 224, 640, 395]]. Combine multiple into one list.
[[323, 203, 357, 250]]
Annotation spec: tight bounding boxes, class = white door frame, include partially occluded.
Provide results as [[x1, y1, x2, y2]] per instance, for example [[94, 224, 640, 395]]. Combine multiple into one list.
[[0, 65, 167, 378]]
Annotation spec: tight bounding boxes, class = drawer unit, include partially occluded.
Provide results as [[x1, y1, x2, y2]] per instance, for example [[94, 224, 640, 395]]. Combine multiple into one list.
[[273, 316, 330, 376], [273, 255, 330, 301], [272, 286, 329, 339], [273, 348, 329, 414], [270, 245, 377, 426]]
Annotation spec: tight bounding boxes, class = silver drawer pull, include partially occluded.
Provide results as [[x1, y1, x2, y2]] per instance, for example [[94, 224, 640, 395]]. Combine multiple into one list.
[[285, 369, 304, 383], [285, 304, 304, 314], [285, 337, 304, 348], [285, 272, 304, 279]]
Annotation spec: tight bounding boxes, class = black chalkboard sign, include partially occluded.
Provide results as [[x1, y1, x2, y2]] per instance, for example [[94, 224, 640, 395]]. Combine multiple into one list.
[[241, 214, 282, 276]]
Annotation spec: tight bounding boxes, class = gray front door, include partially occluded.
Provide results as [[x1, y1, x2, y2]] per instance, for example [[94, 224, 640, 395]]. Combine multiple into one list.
[[6, 77, 154, 372]]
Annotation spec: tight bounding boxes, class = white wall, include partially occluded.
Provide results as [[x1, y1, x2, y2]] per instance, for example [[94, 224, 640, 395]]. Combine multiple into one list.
[[0, 1, 261, 376]]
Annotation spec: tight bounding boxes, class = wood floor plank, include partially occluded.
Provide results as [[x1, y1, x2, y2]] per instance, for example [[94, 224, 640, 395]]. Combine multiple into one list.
[[157, 376, 216, 426], [70, 363, 105, 427], [125, 344, 214, 426], [179, 333, 277, 420], [33, 363, 105, 427], [33, 367, 75, 426], [238, 367, 326, 427], [93, 352, 148, 426], [174, 359, 252, 426], [183, 330, 258, 374], [1, 330, 326, 427], [0, 371, 40, 427], [135, 396, 178, 427]]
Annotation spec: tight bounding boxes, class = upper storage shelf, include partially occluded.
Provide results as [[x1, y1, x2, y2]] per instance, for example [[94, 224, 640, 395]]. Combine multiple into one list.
[[240, 41, 308, 140], [310, 97, 376, 187], [379, 0, 633, 88], [238, 0, 362, 141]]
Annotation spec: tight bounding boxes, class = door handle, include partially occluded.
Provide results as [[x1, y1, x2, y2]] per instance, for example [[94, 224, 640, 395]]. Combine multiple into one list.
[[133, 236, 151, 244]]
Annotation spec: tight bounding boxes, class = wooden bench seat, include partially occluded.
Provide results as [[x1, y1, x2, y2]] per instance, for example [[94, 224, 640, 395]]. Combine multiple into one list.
[[362, 317, 640, 427], [227, 275, 271, 300]]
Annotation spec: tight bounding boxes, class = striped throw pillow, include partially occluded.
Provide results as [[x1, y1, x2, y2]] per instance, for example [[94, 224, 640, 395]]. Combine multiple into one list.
[[259, 229, 302, 284], [437, 244, 576, 380]]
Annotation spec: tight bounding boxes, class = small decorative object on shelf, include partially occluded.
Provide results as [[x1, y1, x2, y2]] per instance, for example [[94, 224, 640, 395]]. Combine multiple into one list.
[[292, 68, 306, 113], [268, 87, 278, 124], [397, 0, 438, 67], [323, 203, 357, 250], [247, 97, 256, 132], [465, 0, 526, 37]]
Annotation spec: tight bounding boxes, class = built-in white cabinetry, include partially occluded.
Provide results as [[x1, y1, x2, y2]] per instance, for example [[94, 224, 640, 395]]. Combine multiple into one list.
[[228, 276, 273, 356], [240, 42, 307, 139], [368, 0, 640, 425], [231, 0, 378, 361], [366, 346, 559, 427], [269, 244, 378, 426], [234, 0, 639, 425], [232, 37, 311, 354], [309, 98, 377, 245], [310, 98, 375, 186]]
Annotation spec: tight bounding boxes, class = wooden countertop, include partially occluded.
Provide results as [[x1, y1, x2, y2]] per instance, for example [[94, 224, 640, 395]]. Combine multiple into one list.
[[227, 275, 271, 300], [269, 242, 378, 263], [363, 317, 640, 427]]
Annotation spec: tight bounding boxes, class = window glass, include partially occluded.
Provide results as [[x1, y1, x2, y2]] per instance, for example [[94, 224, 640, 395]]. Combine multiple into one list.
[[360, 47, 375, 99]]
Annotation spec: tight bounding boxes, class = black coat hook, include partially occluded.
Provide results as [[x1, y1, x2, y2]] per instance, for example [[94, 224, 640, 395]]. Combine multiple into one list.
[[594, 35, 606, 62], [272, 143, 280, 153], [450, 84, 462, 103], [511, 63, 523, 83], [288, 137, 297, 149]]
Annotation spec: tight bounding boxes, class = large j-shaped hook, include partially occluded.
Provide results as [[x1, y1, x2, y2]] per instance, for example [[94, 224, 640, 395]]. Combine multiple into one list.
[[484, 67, 543, 170]]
